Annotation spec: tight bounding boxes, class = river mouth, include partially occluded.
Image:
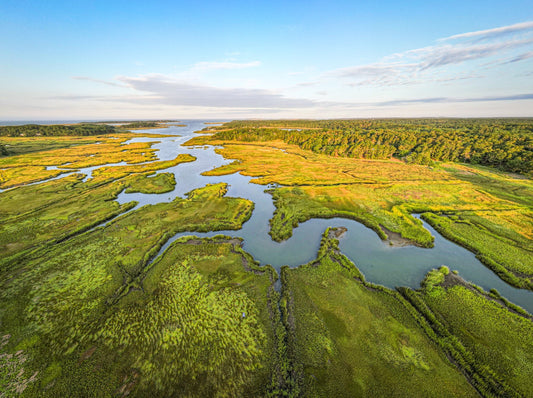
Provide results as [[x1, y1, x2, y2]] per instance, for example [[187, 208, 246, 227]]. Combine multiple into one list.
[[12, 121, 533, 314]]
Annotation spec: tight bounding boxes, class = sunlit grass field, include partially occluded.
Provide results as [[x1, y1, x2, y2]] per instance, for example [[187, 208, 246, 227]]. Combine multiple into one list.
[[0, 132, 174, 188], [0, 153, 195, 260], [124, 171, 176, 194]]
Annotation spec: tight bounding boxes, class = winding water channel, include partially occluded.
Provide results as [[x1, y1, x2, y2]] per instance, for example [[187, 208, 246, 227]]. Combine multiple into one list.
[[11, 121, 533, 313]]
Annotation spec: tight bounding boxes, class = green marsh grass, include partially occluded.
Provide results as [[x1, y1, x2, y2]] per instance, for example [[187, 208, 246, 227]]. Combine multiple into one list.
[[0, 183, 258, 396], [280, 229, 477, 397], [400, 266, 533, 397]]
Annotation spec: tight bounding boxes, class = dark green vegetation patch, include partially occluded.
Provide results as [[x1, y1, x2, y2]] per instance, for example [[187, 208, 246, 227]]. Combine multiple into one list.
[[0, 123, 118, 137], [118, 121, 161, 128], [124, 172, 176, 194], [399, 266, 533, 397], [0, 143, 9, 156], [211, 119, 533, 176]]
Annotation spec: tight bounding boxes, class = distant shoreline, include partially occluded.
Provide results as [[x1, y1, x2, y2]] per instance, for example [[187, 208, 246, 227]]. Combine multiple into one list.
[[0, 119, 231, 126]]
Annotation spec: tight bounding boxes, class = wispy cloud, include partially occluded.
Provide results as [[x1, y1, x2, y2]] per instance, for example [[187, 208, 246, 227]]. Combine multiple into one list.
[[417, 38, 533, 70], [295, 81, 319, 87], [63, 22, 533, 115], [191, 60, 261, 71], [433, 72, 483, 83], [71, 76, 127, 88], [440, 21, 533, 41], [328, 21, 533, 87], [56, 74, 533, 112], [502, 50, 533, 64], [377, 93, 533, 106], [331, 63, 416, 86], [114, 74, 316, 108]]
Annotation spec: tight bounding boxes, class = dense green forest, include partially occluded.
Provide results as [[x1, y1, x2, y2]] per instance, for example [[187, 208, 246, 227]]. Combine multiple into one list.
[[0, 123, 119, 137], [209, 119, 533, 176]]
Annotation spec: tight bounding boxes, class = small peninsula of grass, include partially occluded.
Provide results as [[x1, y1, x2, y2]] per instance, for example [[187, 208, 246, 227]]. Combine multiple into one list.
[[124, 172, 176, 194]]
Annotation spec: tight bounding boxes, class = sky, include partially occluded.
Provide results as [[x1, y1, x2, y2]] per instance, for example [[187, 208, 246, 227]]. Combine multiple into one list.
[[1, 0, 533, 120]]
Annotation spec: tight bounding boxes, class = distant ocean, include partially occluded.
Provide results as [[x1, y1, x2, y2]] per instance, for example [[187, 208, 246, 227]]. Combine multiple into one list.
[[0, 120, 104, 126], [0, 119, 230, 126]]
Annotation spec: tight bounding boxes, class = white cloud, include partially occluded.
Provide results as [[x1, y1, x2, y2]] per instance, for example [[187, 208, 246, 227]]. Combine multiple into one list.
[[327, 21, 533, 87], [54, 74, 533, 112], [440, 21, 533, 41], [71, 76, 127, 88], [191, 60, 261, 71], [329, 62, 417, 86], [502, 51, 533, 64], [376, 93, 533, 106], [417, 38, 533, 70], [114, 74, 316, 108]]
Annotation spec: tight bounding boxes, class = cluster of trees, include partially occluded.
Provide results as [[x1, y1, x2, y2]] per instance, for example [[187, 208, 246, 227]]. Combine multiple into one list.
[[214, 119, 533, 176], [119, 121, 160, 128], [0, 143, 8, 155], [0, 123, 118, 137]]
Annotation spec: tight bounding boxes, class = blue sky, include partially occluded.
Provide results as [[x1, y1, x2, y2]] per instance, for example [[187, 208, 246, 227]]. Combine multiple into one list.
[[1, 0, 533, 119]]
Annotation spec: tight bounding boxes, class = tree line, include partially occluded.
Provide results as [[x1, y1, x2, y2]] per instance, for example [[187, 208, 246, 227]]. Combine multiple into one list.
[[118, 121, 160, 128], [211, 119, 533, 176], [0, 123, 119, 137]]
